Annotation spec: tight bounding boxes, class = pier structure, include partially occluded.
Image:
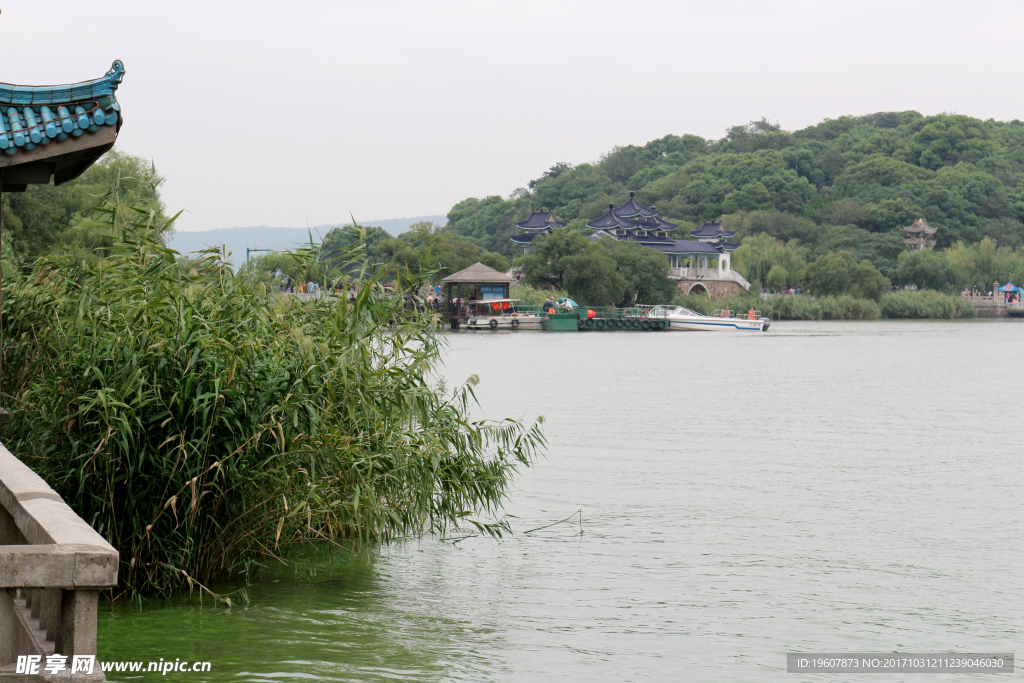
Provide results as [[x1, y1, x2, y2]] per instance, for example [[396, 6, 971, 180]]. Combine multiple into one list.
[[440, 262, 513, 329]]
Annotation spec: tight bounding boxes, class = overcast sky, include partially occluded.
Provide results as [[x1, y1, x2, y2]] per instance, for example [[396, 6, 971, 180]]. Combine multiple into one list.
[[2, 0, 1023, 232]]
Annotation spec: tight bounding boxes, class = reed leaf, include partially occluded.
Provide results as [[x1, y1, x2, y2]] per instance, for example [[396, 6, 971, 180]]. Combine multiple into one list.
[[1, 193, 545, 595]]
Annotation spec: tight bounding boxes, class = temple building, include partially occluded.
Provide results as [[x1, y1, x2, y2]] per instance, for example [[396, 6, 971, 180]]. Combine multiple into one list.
[[691, 221, 739, 248], [585, 193, 746, 296], [510, 208, 566, 253], [903, 218, 937, 251]]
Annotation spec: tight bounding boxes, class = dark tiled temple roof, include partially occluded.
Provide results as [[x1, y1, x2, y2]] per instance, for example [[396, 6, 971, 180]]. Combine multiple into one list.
[[516, 209, 566, 230], [720, 241, 741, 251], [662, 240, 727, 254], [690, 221, 735, 238], [902, 218, 937, 235], [587, 195, 678, 233], [587, 204, 637, 229], [633, 215, 678, 231], [510, 233, 544, 244], [613, 191, 658, 218], [587, 206, 678, 232], [621, 232, 675, 245], [0, 61, 123, 156]]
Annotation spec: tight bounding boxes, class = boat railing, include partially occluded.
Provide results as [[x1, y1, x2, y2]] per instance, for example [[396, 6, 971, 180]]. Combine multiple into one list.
[[621, 305, 670, 319], [712, 308, 762, 319]]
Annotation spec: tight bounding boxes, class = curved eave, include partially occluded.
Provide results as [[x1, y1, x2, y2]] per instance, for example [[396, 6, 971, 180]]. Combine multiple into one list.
[[0, 62, 125, 190], [0, 61, 124, 106]]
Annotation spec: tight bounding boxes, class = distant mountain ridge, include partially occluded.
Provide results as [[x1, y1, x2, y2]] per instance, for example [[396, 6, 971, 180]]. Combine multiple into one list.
[[168, 216, 446, 264]]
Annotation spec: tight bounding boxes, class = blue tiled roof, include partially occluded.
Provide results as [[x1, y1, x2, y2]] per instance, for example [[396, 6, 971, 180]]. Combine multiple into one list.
[[516, 209, 566, 230], [0, 62, 123, 156], [691, 221, 735, 237], [721, 241, 741, 251]]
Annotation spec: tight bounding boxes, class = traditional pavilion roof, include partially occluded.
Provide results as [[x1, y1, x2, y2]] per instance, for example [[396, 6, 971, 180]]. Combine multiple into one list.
[[903, 218, 937, 235], [690, 221, 735, 238], [613, 191, 658, 218], [441, 262, 513, 284], [510, 233, 544, 244], [516, 209, 566, 231], [652, 240, 726, 255], [0, 61, 124, 191], [587, 202, 678, 232], [619, 231, 676, 245]]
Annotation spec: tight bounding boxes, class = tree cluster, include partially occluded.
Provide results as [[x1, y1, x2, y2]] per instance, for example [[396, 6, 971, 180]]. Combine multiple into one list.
[[444, 112, 1024, 300], [516, 231, 676, 306]]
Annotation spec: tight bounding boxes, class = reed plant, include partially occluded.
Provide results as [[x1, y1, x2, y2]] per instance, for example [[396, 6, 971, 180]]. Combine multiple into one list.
[[678, 291, 971, 320], [879, 290, 976, 319], [1, 195, 545, 596]]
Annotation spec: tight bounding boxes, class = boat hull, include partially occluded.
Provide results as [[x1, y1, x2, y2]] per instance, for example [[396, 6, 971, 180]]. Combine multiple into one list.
[[665, 316, 767, 332], [465, 315, 544, 330]]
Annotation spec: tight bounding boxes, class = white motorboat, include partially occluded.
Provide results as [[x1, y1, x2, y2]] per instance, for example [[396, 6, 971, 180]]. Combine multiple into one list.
[[464, 299, 544, 330], [646, 305, 770, 332]]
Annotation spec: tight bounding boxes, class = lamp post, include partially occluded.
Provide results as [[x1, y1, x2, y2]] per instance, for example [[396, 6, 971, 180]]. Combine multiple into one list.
[[246, 243, 271, 270]]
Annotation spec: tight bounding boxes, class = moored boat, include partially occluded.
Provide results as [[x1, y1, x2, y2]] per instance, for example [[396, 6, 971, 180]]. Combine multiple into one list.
[[647, 305, 770, 332], [464, 299, 544, 330]]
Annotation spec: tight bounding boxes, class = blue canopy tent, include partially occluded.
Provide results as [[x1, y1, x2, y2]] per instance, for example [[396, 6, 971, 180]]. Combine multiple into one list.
[[997, 283, 1021, 292]]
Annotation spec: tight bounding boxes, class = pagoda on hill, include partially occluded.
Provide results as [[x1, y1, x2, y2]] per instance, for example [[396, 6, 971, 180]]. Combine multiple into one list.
[[510, 208, 566, 253], [903, 218, 937, 251], [691, 221, 739, 250]]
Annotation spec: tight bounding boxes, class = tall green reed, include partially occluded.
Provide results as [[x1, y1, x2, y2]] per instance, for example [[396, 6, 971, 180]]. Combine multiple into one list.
[[1, 195, 545, 596]]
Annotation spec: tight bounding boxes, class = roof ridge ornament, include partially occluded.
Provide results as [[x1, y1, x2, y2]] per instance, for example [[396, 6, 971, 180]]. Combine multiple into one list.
[[106, 61, 126, 88]]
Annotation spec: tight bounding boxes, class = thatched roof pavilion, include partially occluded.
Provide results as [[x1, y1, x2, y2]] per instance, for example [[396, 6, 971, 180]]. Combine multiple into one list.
[[441, 262, 513, 301]]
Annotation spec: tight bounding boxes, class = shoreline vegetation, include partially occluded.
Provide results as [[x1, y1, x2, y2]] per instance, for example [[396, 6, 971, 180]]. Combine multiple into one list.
[[677, 290, 976, 321], [511, 282, 976, 320], [0, 193, 545, 597]]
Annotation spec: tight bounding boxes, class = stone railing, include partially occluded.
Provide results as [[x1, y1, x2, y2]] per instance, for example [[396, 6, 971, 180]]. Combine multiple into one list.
[[670, 267, 751, 290], [0, 443, 118, 681]]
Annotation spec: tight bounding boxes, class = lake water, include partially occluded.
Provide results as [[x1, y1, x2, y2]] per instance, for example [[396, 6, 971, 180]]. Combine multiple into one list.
[[98, 321, 1024, 682]]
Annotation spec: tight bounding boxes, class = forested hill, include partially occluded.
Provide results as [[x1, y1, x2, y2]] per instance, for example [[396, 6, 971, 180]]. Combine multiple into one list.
[[446, 113, 1024, 262]]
